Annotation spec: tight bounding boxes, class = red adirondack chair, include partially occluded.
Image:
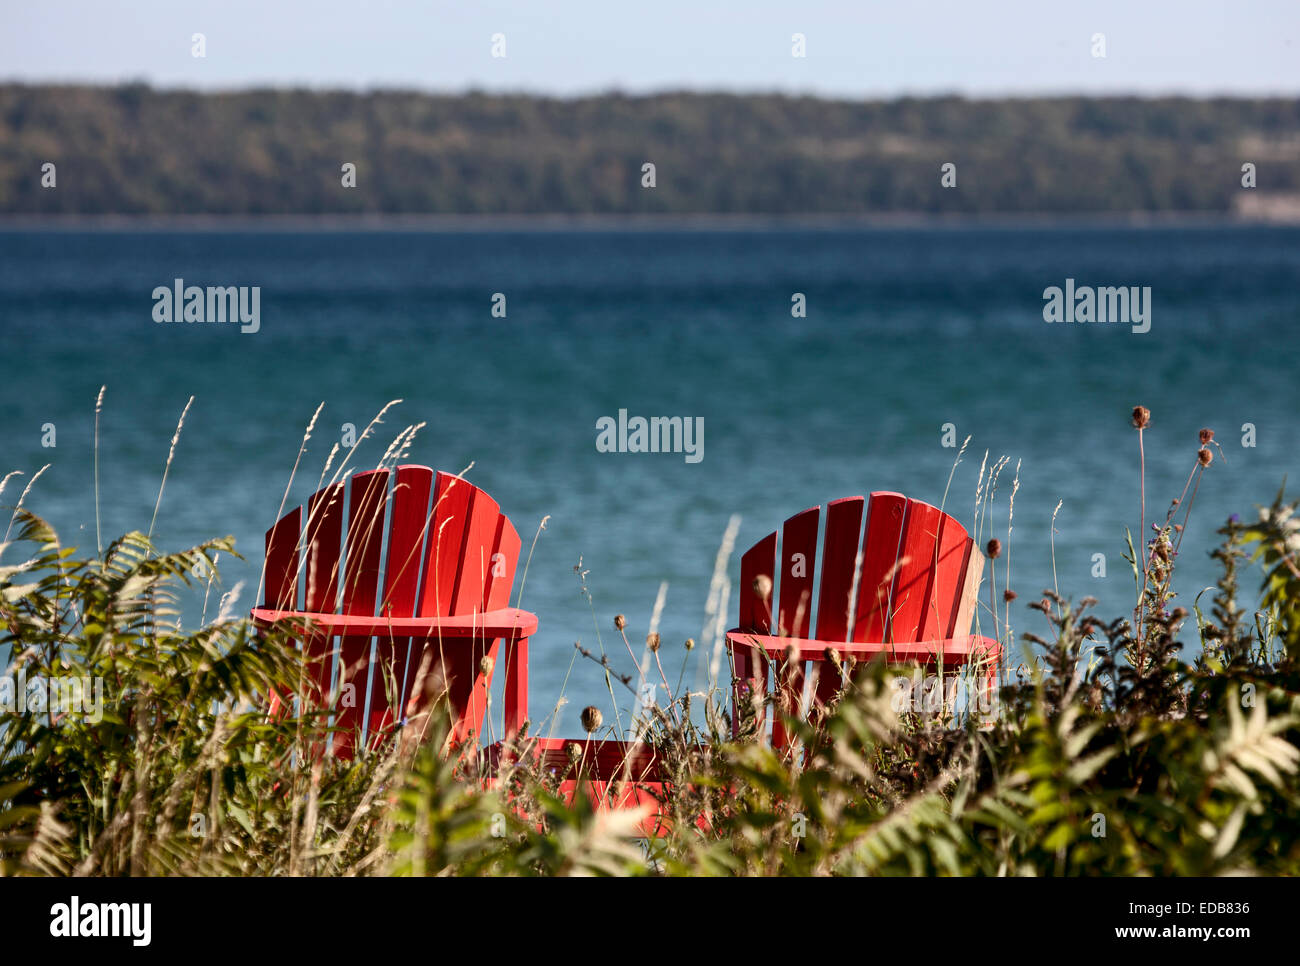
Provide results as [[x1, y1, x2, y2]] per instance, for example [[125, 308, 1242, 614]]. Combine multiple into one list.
[[728, 492, 1000, 751], [250, 465, 536, 758]]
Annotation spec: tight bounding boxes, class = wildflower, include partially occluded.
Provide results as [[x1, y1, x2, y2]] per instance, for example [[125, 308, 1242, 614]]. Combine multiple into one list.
[[753, 574, 773, 599], [986, 538, 1002, 559], [646, 632, 661, 652], [614, 614, 627, 631], [1199, 428, 1214, 445], [1197, 447, 1213, 467], [1004, 589, 1018, 602], [480, 656, 494, 675], [580, 706, 603, 733], [684, 637, 695, 651], [1131, 405, 1151, 429]]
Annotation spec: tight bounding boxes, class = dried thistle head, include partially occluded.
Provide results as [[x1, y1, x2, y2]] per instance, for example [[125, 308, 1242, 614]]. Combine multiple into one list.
[[1003, 589, 1018, 602], [1199, 428, 1215, 445], [1132, 405, 1151, 429], [613, 614, 627, 631], [580, 706, 603, 733], [986, 538, 1002, 559], [646, 632, 661, 652], [683, 637, 696, 651], [480, 655, 494, 676], [753, 574, 773, 599], [1198, 447, 1213, 467]]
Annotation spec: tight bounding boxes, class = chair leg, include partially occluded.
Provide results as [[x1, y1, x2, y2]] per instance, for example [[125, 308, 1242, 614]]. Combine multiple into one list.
[[731, 646, 751, 740], [503, 635, 529, 739]]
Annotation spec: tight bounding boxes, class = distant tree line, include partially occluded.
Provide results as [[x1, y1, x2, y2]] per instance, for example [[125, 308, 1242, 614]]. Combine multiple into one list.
[[2, 84, 1298, 216]]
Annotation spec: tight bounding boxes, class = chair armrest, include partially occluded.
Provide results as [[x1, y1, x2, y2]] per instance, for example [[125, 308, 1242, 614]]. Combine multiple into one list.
[[251, 606, 537, 641], [725, 629, 1000, 664]]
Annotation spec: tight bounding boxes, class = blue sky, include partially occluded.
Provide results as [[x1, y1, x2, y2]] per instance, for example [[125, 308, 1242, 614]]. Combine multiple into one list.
[[2, 1, 1297, 97]]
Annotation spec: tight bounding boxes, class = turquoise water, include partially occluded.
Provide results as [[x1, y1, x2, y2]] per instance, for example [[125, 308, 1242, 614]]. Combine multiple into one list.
[[2, 225, 1298, 736]]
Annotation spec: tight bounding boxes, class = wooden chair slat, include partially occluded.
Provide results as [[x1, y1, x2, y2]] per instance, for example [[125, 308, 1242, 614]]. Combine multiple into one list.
[[488, 516, 527, 737], [264, 505, 301, 611], [854, 491, 908, 643], [734, 530, 776, 738], [773, 506, 818, 752], [777, 506, 819, 639], [370, 465, 432, 744], [887, 499, 944, 644], [452, 488, 501, 615], [342, 469, 389, 617], [334, 469, 390, 756], [418, 472, 474, 618], [304, 482, 345, 704], [950, 543, 985, 639], [738, 531, 776, 633], [304, 482, 345, 614], [446, 488, 506, 745], [813, 497, 865, 642], [381, 464, 433, 619], [930, 516, 974, 646]]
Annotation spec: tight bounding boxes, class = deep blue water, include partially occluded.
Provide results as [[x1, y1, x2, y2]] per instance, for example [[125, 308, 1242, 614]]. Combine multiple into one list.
[[1, 225, 1298, 738]]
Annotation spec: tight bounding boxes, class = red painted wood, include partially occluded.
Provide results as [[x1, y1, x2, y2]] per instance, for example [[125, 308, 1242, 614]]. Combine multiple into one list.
[[735, 530, 776, 738], [888, 499, 944, 646], [303, 482, 345, 704], [418, 472, 475, 617], [777, 507, 819, 639], [930, 514, 974, 650], [813, 497, 865, 642], [488, 516, 527, 737], [443, 490, 504, 746], [342, 471, 389, 616], [485, 515, 521, 611], [380, 465, 433, 618], [734, 494, 1001, 743], [773, 506, 819, 752], [738, 530, 776, 633], [304, 482, 345, 613], [371, 465, 432, 743], [264, 506, 301, 611], [410, 473, 482, 744], [250, 607, 536, 639], [488, 738, 705, 837], [814, 491, 906, 713], [854, 492, 908, 643], [334, 470, 391, 756], [263, 506, 301, 718], [453, 488, 501, 614], [726, 629, 1000, 663], [255, 464, 537, 761]]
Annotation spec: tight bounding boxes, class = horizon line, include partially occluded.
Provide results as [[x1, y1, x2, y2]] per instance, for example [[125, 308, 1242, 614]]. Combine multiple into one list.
[[4, 79, 1300, 102]]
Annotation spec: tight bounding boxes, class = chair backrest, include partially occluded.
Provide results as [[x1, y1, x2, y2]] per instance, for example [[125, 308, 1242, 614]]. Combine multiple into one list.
[[260, 465, 523, 753], [263, 465, 522, 621], [738, 491, 985, 646]]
